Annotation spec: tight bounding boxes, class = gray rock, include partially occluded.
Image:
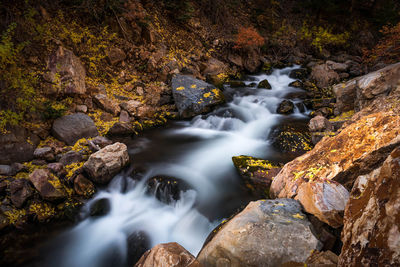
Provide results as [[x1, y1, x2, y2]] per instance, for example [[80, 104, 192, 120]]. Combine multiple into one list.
[[34, 147, 55, 162], [0, 165, 13, 176], [171, 75, 225, 118], [59, 151, 83, 166], [197, 199, 322, 267], [52, 113, 98, 145], [309, 115, 333, 132], [0, 125, 40, 165], [84, 142, 129, 184], [10, 179, 33, 208]]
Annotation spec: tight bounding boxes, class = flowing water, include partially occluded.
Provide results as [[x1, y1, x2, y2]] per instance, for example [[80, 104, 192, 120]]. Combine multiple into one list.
[[44, 66, 309, 267]]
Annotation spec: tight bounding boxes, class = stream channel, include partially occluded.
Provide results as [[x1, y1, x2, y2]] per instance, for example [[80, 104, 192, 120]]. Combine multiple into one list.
[[43, 65, 310, 267]]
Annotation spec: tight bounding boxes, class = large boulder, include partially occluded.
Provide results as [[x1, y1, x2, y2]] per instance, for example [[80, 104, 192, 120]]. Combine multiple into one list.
[[29, 169, 67, 201], [135, 242, 200, 267], [84, 142, 129, 184], [333, 62, 400, 114], [232, 156, 281, 198], [270, 111, 400, 227], [310, 63, 340, 88], [197, 199, 322, 267], [0, 125, 40, 165], [338, 146, 400, 266], [171, 75, 225, 118], [52, 113, 99, 145], [44, 46, 86, 96]]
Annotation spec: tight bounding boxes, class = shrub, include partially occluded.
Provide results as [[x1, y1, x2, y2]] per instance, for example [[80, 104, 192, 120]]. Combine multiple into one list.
[[300, 23, 349, 52], [234, 27, 265, 49], [363, 22, 400, 64]]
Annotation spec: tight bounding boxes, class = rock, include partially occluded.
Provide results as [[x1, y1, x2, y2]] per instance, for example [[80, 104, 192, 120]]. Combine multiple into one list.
[[308, 115, 333, 132], [0, 125, 40, 165], [29, 169, 66, 201], [135, 242, 200, 267], [93, 94, 121, 116], [75, 104, 88, 113], [45, 46, 86, 95], [33, 147, 55, 162], [107, 47, 126, 65], [257, 79, 271, 89], [74, 174, 95, 197], [289, 68, 308, 80], [92, 136, 113, 148], [269, 123, 313, 159], [0, 165, 13, 176], [59, 151, 83, 166], [146, 176, 190, 204], [232, 156, 282, 198], [295, 181, 349, 228], [326, 60, 349, 72], [333, 62, 400, 114], [289, 80, 303, 89], [228, 53, 244, 68], [338, 146, 400, 266], [270, 111, 400, 227], [201, 58, 228, 76], [119, 110, 130, 123], [171, 75, 225, 118], [277, 100, 295, 114], [89, 198, 111, 217], [310, 63, 340, 88], [228, 81, 246, 88], [243, 47, 262, 73], [120, 100, 143, 116], [306, 250, 338, 265], [52, 113, 98, 145], [47, 162, 65, 177], [127, 232, 151, 266], [106, 122, 134, 136], [10, 179, 33, 208], [197, 199, 322, 267], [84, 142, 129, 184]]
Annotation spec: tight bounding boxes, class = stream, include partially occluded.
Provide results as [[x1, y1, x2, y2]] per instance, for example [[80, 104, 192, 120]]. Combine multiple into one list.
[[43, 66, 309, 267]]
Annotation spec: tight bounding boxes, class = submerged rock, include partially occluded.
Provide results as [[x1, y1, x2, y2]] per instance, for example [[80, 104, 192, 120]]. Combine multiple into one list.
[[89, 198, 111, 217], [171, 75, 225, 118], [339, 146, 400, 266], [232, 155, 282, 198], [277, 100, 295, 114], [84, 142, 129, 184], [52, 113, 99, 145], [146, 176, 190, 204], [197, 199, 322, 266], [135, 242, 200, 267], [257, 79, 271, 89]]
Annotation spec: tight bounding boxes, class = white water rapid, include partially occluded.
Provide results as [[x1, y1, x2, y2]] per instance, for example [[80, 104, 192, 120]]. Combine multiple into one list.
[[45, 66, 309, 267]]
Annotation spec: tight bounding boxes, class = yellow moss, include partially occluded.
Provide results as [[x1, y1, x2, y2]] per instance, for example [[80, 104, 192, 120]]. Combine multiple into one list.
[[329, 110, 355, 122], [29, 202, 56, 222], [292, 213, 305, 219], [203, 92, 212, 98], [4, 209, 26, 225], [190, 84, 197, 88], [176, 86, 185, 91], [64, 162, 84, 179]]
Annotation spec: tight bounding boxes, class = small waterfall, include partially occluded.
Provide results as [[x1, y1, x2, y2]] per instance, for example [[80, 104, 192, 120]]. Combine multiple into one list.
[[44, 66, 309, 267]]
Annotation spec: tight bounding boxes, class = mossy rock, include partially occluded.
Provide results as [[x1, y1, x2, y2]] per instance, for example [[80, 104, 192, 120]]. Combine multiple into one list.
[[232, 155, 282, 198], [269, 123, 314, 159], [257, 79, 272, 89], [289, 80, 304, 89], [289, 68, 309, 80]]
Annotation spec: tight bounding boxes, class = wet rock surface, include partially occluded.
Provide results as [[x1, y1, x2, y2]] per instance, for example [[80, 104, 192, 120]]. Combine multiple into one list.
[[171, 75, 225, 118], [197, 199, 322, 267]]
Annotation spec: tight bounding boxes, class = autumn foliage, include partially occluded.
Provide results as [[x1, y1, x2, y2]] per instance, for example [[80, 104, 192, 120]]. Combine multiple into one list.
[[234, 27, 264, 49], [363, 22, 400, 65]]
